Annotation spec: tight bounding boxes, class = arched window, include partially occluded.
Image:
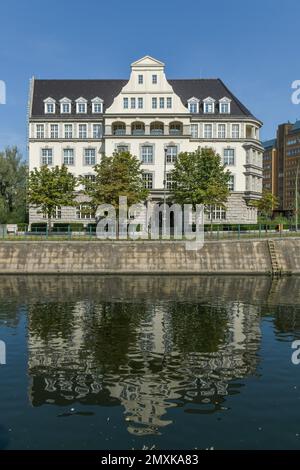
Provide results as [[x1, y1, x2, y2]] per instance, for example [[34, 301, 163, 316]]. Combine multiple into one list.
[[112, 122, 126, 136], [169, 121, 183, 136], [150, 122, 164, 136], [131, 122, 145, 136]]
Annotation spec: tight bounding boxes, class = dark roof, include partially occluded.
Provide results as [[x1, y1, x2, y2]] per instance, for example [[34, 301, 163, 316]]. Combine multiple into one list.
[[31, 78, 256, 118], [262, 138, 277, 149]]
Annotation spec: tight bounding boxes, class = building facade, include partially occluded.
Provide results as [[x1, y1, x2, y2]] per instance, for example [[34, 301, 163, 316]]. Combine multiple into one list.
[[28, 56, 263, 226], [263, 121, 300, 214]]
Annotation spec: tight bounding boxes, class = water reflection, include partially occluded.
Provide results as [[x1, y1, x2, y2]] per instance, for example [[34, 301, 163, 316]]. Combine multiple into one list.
[[22, 276, 267, 436]]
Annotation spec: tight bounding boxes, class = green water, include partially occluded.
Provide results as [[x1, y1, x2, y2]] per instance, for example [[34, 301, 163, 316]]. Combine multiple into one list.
[[0, 275, 300, 450]]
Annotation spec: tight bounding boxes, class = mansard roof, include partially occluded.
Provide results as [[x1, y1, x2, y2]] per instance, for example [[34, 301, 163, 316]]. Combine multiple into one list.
[[31, 77, 255, 118]]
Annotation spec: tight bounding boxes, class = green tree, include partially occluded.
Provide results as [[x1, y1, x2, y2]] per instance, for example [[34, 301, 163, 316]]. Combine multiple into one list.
[[0, 147, 27, 223], [81, 151, 149, 213], [169, 147, 231, 226], [28, 165, 77, 230], [253, 190, 279, 232]]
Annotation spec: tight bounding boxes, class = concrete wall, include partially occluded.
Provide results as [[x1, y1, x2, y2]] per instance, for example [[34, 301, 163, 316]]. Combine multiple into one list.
[[0, 238, 299, 274]]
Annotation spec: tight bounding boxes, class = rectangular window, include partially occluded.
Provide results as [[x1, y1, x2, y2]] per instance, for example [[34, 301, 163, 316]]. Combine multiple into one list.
[[166, 173, 175, 190], [93, 124, 102, 139], [36, 124, 44, 139], [189, 103, 198, 113], [228, 174, 235, 191], [141, 145, 153, 164], [138, 74, 143, 84], [204, 102, 214, 113], [220, 103, 229, 113], [218, 124, 226, 139], [64, 124, 73, 139], [79, 124, 87, 139], [142, 172, 153, 189], [41, 148, 53, 165], [63, 148, 74, 165], [159, 97, 165, 109], [207, 205, 226, 220], [116, 145, 129, 153], [46, 103, 54, 113], [131, 97, 136, 109], [61, 103, 71, 113], [53, 206, 61, 219], [123, 97, 128, 109], [167, 97, 172, 109], [232, 124, 240, 139], [76, 204, 93, 219], [152, 75, 157, 84], [77, 103, 86, 113], [204, 124, 212, 139], [50, 124, 59, 139], [138, 97, 143, 109], [224, 148, 235, 165], [191, 124, 198, 138], [152, 97, 157, 109], [93, 103, 102, 113], [84, 148, 96, 165], [166, 145, 177, 163]]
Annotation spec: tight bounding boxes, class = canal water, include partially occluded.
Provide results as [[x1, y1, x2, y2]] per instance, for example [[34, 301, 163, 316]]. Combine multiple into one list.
[[0, 275, 300, 450]]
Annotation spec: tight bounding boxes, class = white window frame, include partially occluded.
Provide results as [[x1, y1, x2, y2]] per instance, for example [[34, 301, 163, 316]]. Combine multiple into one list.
[[138, 97, 143, 109], [76, 98, 87, 114], [84, 148, 96, 166], [204, 124, 213, 139], [91, 97, 103, 114], [36, 124, 45, 139], [232, 124, 240, 139], [152, 74, 157, 84], [159, 97, 165, 109], [64, 124, 73, 139], [191, 124, 198, 138], [142, 172, 154, 189], [188, 97, 199, 114], [165, 145, 178, 164], [41, 148, 53, 165], [60, 98, 72, 114], [218, 124, 226, 139], [219, 97, 231, 114], [50, 124, 59, 139], [141, 145, 154, 164], [228, 174, 235, 191], [123, 97, 128, 109], [138, 74, 143, 84], [152, 97, 157, 109], [223, 148, 235, 166], [44, 98, 56, 114], [167, 97, 172, 109], [78, 124, 87, 139], [131, 97, 136, 109], [203, 97, 215, 114], [63, 148, 75, 165], [93, 124, 102, 139]]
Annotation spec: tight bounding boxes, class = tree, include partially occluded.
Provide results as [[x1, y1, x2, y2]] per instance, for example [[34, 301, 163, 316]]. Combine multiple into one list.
[[252, 190, 279, 232], [253, 190, 279, 220], [81, 151, 149, 213], [0, 147, 27, 223], [169, 147, 231, 224], [28, 165, 77, 230]]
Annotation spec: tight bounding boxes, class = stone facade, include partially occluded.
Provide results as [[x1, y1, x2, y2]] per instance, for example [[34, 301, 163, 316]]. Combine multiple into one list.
[[28, 55, 264, 227]]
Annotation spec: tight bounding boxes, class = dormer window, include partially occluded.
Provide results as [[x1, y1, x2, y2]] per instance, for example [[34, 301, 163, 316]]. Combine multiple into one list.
[[152, 74, 157, 84], [187, 97, 199, 113], [203, 97, 215, 114], [219, 97, 231, 114], [138, 74, 143, 84], [60, 98, 72, 114], [91, 97, 103, 114], [44, 97, 56, 114], [76, 97, 87, 114]]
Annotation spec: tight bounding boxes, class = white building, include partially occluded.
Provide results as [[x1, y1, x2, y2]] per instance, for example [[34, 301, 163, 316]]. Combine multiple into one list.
[[28, 56, 263, 226]]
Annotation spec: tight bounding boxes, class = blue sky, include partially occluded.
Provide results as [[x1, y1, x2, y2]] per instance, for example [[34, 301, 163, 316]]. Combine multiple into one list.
[[0, 0, 300, 157]]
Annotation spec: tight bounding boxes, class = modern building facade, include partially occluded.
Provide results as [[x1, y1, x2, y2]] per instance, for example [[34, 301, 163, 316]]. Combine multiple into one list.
[[28, 56, 263, 226], [263, 121, 300, 214]]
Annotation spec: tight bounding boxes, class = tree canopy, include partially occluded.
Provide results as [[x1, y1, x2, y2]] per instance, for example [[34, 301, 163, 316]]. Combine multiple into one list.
[[28, 164, 77, 228], [252, 190, 279, 220], [0, 147, 27, 223], [81, 151, 149, 212], [169, 147, 231, 210]]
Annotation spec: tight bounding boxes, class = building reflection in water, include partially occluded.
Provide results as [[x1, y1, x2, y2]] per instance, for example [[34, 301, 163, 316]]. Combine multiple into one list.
[[27, 291, 261, 436]]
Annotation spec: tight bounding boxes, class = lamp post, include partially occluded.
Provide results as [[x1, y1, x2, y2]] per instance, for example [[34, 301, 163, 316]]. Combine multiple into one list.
[[296, 159, 299, 232]]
